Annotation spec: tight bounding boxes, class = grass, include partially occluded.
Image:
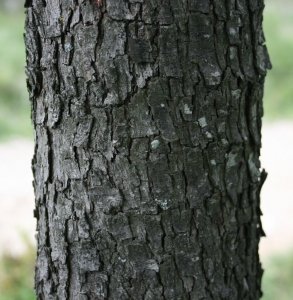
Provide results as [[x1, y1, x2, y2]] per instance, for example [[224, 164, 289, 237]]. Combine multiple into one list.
[[261, 249, 293, 300], [0, 238, 35, 300]]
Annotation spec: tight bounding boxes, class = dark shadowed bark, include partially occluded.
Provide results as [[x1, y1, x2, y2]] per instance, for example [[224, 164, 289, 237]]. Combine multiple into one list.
[[24, 0, 271, 299]]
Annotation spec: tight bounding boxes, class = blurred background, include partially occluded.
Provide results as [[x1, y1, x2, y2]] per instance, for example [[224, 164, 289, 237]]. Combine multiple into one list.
[[0, 0, 293, 299]]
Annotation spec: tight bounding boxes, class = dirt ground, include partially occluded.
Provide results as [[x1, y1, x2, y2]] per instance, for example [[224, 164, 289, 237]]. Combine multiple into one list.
[[0, 121, 292, 262]]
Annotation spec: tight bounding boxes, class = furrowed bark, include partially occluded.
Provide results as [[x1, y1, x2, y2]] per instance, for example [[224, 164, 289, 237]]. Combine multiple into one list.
[[24, 0, 271, 299]]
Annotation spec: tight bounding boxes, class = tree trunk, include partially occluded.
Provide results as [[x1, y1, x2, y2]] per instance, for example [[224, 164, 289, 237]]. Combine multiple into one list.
[[24, 0, 271, 299]]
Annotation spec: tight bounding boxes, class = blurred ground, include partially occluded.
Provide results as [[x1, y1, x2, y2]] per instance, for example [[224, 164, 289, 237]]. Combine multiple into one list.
[[0, 139, 35, 256], [0, 121, 293, 261], [260, 121, 293, 262]]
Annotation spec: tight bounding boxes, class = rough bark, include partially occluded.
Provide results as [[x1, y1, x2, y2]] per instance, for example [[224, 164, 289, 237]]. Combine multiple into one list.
[[24, 0, 271, 299]]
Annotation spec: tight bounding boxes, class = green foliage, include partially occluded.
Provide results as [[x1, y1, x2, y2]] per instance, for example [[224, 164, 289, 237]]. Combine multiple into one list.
[[0, 241, 35, 300], [0, 9, 32, 140], [261, 249, 293, 300], [263, 0, 293, 120]]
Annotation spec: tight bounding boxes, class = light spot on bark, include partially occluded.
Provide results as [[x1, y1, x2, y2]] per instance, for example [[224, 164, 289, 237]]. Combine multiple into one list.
[[229, 28, 237, 36], [221, 139, 229, 145], [210, 159, 216, 166], [198, 117, 207, 127], [211, 71, 221, 77], [155, 199, 169, 210], [146, 259, 159, 272], [151, 140, 160, 149], [184, 104, 192, 115], [205, 131, 213, 139], [64, 43, 73, 52], [231, 89, 241, 99], [226, 152, 238, 168], [94, 0, 102, 7], [230, 47, 237, 60], [118, 256, 126, 263], [243, 278, 249, 291], [248, 153, 261, 182]]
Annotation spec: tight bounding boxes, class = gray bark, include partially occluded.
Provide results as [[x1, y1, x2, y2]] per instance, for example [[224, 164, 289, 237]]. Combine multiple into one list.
[[24, 0, 271, 299]]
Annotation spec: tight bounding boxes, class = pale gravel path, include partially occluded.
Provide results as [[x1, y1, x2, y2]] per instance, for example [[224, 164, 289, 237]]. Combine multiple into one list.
[[0, 121, 292, 260]]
